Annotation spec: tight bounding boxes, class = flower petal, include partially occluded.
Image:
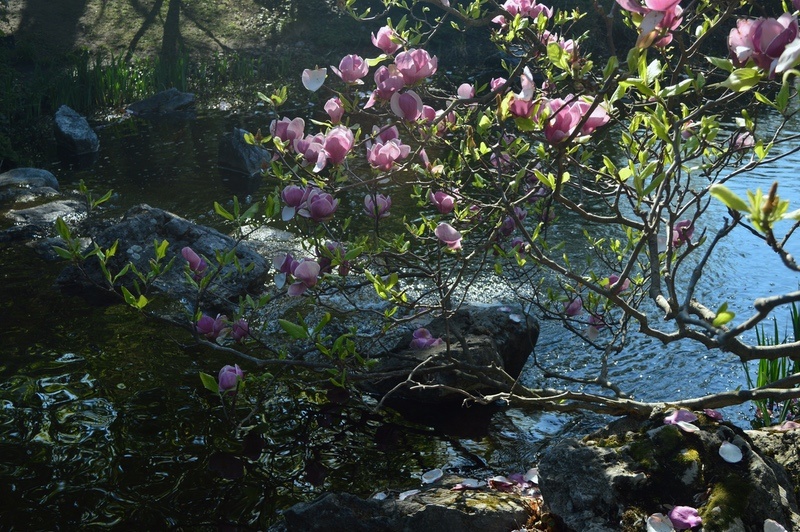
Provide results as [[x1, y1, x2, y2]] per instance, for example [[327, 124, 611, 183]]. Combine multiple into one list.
[[421, 468, 444, 484], [719, 441, 743, 463]]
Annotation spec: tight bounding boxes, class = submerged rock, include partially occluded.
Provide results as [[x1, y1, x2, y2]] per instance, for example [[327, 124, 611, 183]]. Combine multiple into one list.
[[127, 88, 196, 116], [55, 204, 268, 309], [218, 127, 270, 178], [272, 475, 532, 532], [538, 414, 800, 532], [53, 105, 100, 157], [0, 167, 60, 204]]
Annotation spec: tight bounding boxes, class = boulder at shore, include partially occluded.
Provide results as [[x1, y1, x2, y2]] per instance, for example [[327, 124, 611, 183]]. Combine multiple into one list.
[[53, 105, 99, 156]]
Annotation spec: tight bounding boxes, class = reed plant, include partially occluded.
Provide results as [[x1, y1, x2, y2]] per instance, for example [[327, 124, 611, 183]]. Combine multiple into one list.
[[743, 304, 800, 427]]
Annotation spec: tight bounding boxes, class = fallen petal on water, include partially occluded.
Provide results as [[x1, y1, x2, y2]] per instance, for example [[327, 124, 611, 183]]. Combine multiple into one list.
[[398, 489, 420, 501], [421, 468, 443, 484]]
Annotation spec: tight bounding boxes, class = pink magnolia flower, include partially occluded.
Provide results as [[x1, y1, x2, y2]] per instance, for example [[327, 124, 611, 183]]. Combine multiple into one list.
[[231, 319, 249, 342], [668, 506, 702, 529], [365, 65, 406, 109], [391, 90, 424, 122], [331, 54, 369, 84], [317, 241, 350, 276], [273, 252, 299, 275], [181, 247, 207, 279], [371, 26, 401, 55], [616, 0, 683, 48], [301, 67, 327, 92], [373, 124, 401, 144], [282, 184, 308, 208], [732, 131, 755, 150], [564, 297, 583, 317], [435, 222, 463, 250], [322, 126, 355, 168], [197, 314, 227, 339], [493, 0, 554, 27], [729, 14, 799, 77], [218, 364, 244, 392], [544, 97, 582, 143], [575, 98, 611, 135], [394, 48, 438, 85], [671, 219, 694, 247], [607, 274, 630, 293], [410, 328, 444, 349], [543, 96, 609, 143], [298, 188, 339, 222], [367, 138, 411, 171], [270, 117, 305, 148], [294, 133, 327, 169], [325, 97, 345, 124], [491, 77, 507, 92], [429, 190, 456, 214], [364, 194, 392, 219], [457, 83, 476, 99], [288, 260, 320, 296], [509, 97, 535, 118]]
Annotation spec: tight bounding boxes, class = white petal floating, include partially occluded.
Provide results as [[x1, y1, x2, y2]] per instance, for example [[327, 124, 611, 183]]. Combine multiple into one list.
[[646, 513, 676, 532], [764, 518, 788, 532], [719, 441, 743, 463], [676, 421, 700, 433], [421, 468, 443, 484], [372, 492, 388, 500], [398, 489, 420, 501], [523, 468, 539, 484], [460, 478, 485, 488]]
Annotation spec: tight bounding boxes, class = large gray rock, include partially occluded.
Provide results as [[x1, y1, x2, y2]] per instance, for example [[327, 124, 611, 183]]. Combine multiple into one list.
[[53, 105, 99, 155], [55, 204, 269, 309], [364, 306, 538, 405], [273, 477, 532, 532], [0, 168, 60, 204], [127, 88, 195, 116], [218, 127, 270, 177], [538, 414, 800, 532]]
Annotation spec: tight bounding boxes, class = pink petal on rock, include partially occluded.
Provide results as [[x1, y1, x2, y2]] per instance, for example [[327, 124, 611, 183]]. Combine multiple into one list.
[[664, 409, 698, 425]]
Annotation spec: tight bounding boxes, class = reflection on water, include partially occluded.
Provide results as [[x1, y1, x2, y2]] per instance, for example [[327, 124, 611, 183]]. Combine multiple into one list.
[[4, 109, 800, 527]]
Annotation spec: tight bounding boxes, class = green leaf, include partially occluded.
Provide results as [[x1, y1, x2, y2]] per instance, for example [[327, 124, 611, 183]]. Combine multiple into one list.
[[199, 372, 219, 394], [278, 319, 309, 339], [709, 184, 749, 212], [658, 79, 693, 99], [154, 239, 169, 260], [366, 54, 390, 67], [121, 286, 148, 309], [241, 202, 261, 221], [717, 68, 763, 92], [214, 202, 234, 221], [712, 302, 735, 327], [55, 217, 72, 241], [706, 56, 735, 73]]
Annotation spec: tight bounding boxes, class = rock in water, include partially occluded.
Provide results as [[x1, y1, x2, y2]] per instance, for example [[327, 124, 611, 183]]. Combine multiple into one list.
[[53, 105, 99, 156]]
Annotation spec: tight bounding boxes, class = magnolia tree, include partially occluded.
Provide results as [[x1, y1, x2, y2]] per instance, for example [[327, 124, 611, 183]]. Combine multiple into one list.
[[66, 0, 800, 422]]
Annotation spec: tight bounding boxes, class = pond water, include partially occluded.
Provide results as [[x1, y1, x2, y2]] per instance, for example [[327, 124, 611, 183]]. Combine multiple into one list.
[[2, 108, 799, 528]]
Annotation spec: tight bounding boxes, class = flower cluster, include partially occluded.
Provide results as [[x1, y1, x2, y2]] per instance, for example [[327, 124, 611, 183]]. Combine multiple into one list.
[[196, 314, 249, 343]]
